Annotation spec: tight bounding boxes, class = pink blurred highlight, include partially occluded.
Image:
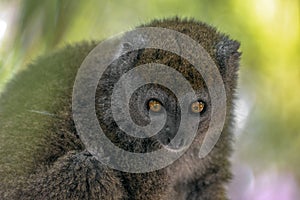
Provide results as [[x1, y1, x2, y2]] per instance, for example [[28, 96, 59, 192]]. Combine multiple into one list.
[[229, 165, 300, 200]]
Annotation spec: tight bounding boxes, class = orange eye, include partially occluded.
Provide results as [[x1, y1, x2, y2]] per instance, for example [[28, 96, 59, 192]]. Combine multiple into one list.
[[191, 101, 205, 113], [148, 99, 162, 112]]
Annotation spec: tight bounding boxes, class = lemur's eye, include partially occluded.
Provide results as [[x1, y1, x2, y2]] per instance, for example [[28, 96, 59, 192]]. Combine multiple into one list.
[[148, 99, 162, 113], [190, 100, 205, 114]]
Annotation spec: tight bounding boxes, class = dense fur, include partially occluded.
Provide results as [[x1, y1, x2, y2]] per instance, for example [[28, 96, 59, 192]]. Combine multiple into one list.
[[0, 17, 241, 199]]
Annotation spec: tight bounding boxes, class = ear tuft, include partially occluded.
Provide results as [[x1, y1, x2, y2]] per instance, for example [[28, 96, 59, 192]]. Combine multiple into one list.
[[215, 37, 241, 71], [215, 37, 241, 95]]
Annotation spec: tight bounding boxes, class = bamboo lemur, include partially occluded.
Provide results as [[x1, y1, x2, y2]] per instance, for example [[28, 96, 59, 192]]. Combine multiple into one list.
[[0, 18, 241, 199]]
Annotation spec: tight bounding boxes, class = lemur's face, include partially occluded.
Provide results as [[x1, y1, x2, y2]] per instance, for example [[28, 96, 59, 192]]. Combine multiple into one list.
[[129, 83, 211, 151], [95, 49, 212, 155]]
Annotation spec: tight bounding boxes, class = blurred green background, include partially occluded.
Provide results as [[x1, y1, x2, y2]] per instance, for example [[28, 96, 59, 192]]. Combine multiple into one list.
[[0, 0, 299, 199]]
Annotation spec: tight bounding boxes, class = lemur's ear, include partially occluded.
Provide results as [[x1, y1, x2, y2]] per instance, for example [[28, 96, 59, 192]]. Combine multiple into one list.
[[110, 41, 141, 76], [215, 37, 241, 93]]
